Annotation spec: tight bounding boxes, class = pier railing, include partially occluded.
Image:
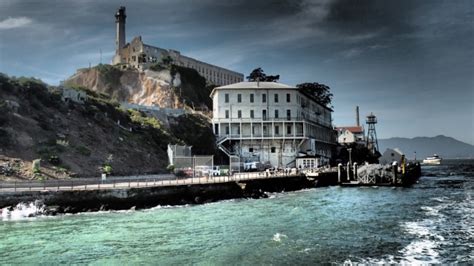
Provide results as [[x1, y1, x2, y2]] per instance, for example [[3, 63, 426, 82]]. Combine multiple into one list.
[[0, 171, 303, 194]]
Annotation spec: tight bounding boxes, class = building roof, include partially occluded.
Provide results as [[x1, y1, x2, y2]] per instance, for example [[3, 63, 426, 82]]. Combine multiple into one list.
[[382, 148, 404, 156], [335, 126, 364, 134], [210, 81, 296, 97]]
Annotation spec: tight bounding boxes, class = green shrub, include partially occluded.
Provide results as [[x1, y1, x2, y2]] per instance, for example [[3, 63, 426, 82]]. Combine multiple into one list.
[[149, 63, 167, 72], [48, 155, 61, 165], [56, 139, 69, 147], [128, 109, 162, 129], [32, 159, 41, 174], [0, 73, 14, 92], [36, 139, 66, 159], [102, 164, 112, 175], [75, 145, 92, 156], [166, 164, 175, 173]]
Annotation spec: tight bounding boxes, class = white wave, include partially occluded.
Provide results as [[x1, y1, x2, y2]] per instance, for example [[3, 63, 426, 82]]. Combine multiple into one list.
[[272, 233, 287, 242], [404, 221, 444, 241], [420, 206, 442, 217], [343, 259, 353, 266], [431, 196, 449, 203], [362, 255, 398, 265], [399, 219, 444, 264], [1, 201, 45, 221], [400, 239, 440, 264]]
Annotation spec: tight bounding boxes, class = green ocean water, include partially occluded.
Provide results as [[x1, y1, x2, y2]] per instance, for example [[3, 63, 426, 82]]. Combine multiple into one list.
[[1, 161, 473, 264]]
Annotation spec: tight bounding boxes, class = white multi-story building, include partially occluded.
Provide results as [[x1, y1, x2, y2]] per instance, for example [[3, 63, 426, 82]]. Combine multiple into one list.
[[112, 6, 243, 86], [210, 81, 336, 168]]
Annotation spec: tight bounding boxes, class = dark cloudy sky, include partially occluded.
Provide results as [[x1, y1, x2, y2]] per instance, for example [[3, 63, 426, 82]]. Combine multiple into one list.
[[1, 0, 473, 144]]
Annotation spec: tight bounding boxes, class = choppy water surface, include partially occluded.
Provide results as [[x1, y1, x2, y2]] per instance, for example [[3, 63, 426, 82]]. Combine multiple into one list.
[[1, 160, 473, 264]]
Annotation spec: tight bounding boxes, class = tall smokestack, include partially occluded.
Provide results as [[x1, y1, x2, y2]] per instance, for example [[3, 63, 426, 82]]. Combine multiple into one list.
[[356, 106, 360, 126]]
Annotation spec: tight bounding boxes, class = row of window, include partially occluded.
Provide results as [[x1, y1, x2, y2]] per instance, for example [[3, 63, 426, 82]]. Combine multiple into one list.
[[245, 147, 296, 153], [225, 109, 292, 120], [223, 124, 294, 135], [225, 93, 291, 103]]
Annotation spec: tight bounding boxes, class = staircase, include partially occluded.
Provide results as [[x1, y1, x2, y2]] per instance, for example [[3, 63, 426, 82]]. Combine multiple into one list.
[[216, 135, 229, 146], [216, 135, 236, 157], [218, 145, 235, 157]]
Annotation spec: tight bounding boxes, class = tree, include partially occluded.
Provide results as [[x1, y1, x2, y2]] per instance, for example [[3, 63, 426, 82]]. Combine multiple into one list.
[[246, 67, 280, 82], [246, 67, 265, 81], [296, 82, 333, 107], [162, 55, 173, 66]]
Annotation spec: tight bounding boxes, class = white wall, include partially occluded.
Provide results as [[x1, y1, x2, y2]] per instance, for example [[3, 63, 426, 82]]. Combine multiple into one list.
[[213, 89, 299, 121]]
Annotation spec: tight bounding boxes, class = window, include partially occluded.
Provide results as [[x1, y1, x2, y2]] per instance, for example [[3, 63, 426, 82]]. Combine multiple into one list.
[[225, 126, 229, 135], [274, 109, 279, 119], [262, 110, 267, 120], [225, 93, 229, 103], [249, 148, 254, 153], [225, 110, 229, 118], [252, 126, 256, 135], [287, 93, 291, 103], [275, 125, 280, 135], [237, 126, 240, 135], [250, 93, 254, 103], [250, 110, 254, 118], [263, 125, 267, 135], [238, 110, 242, 118], [237, 94, 242, 103], [274, 94, 279, 103], [262, 94, 267, 103], [287, 125, 292, 135], [287, 110, 291, 120], [271, 147, 276, 153]]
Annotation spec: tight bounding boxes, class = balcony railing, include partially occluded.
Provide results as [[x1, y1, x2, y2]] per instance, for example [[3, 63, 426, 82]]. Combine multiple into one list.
[[217, 133, 305, 139], [212, 117, 332, 128], [212, 117, 303, 123]]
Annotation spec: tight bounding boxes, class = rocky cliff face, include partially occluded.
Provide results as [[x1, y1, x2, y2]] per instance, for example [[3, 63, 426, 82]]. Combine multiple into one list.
[[66, 66, 183, 108], [65, 64, 213, 110]]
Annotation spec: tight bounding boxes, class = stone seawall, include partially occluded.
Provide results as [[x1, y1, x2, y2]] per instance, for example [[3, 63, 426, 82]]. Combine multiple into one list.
[[0, 176, 318, 214]]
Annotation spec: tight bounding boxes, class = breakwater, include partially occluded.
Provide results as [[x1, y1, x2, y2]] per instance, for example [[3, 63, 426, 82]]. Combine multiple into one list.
[[0, 164, 421, 215], [0, 175, 318, 214]]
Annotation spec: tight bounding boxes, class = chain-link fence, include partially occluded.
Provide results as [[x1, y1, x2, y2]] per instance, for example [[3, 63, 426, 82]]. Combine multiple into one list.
[[230, 155, 240, 174], [173, 156, 214, 178]]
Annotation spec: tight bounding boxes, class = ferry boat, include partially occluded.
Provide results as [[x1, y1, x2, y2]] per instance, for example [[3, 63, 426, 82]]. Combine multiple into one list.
[[423, 154, 442, 165]]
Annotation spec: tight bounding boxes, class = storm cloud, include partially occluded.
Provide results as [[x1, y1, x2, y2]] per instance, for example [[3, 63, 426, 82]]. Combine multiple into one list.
[[0, 0, 472, 144]]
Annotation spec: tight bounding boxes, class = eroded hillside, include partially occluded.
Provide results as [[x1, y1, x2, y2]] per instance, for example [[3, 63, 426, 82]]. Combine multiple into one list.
[[65, 64, 212, 109], [0, 73, 215, 180]]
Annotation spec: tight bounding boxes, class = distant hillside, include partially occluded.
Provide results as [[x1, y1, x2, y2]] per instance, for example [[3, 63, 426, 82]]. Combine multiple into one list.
[[379, 135, 474, 159]]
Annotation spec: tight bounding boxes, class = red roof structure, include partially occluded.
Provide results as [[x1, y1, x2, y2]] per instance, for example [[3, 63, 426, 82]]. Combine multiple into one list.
[[335, 126, 364, 134]]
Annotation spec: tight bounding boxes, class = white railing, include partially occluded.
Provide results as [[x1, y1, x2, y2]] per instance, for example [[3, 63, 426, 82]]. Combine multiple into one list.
[[0, 171, 304, 194]]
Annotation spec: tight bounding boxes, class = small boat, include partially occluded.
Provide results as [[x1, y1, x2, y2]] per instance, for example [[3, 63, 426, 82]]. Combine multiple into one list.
[[423, 154, 442, 165]]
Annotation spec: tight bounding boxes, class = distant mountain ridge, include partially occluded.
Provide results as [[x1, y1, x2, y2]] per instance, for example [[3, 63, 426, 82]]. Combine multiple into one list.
[[378, 135, 474, 159]]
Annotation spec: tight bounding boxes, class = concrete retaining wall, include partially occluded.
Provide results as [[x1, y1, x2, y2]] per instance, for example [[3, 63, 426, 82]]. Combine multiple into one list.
[[0, 176, 318, 213]]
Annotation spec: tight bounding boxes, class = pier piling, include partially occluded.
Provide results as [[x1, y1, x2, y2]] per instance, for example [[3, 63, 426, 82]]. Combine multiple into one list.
[[392, 162, 398, 184], [353, 163, 358, 181], [346, 162, 351, 181], [338, 163, 342, 183]]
